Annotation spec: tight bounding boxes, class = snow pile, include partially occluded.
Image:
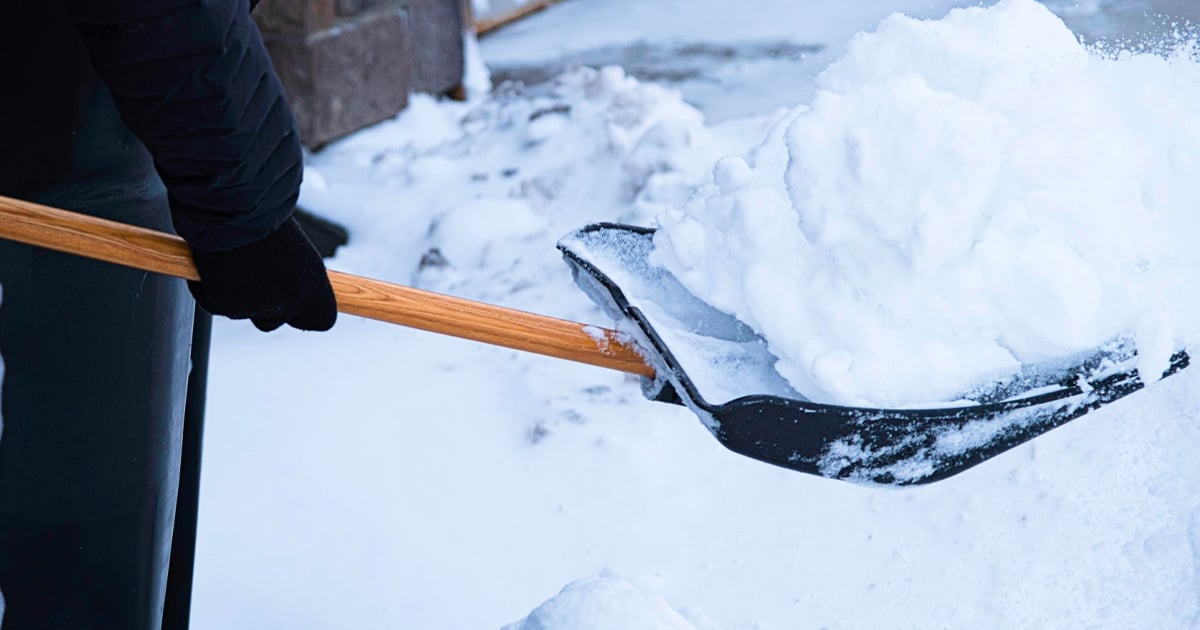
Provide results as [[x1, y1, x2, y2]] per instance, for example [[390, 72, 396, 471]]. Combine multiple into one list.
[[652, 0, 1200, 407], [502, 575, 714, 630], [302, 64, 726, 317]]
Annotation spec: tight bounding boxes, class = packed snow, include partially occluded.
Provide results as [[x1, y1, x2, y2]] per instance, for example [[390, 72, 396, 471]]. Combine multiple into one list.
[[653, 0, 1200, 407], [187, 1, 1200, 629]]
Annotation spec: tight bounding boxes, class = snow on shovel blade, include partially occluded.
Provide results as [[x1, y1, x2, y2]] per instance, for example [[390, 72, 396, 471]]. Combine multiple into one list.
[[558, 224, 1189, 485]]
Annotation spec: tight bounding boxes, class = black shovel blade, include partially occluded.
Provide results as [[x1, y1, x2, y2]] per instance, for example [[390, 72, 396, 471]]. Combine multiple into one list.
[[558, 224, 1189, 485]]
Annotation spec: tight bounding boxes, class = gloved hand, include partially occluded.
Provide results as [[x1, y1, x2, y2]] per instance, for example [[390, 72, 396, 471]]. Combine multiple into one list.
[[188, 217, 337, 332]]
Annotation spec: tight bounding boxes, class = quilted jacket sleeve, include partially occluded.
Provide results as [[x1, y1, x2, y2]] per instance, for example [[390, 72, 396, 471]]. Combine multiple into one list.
[[72, 0, 302, 252]]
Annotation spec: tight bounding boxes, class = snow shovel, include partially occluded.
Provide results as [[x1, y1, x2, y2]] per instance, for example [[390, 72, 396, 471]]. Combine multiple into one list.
[[0, 195, 1186, 485], [557, 224, 1190, 485]]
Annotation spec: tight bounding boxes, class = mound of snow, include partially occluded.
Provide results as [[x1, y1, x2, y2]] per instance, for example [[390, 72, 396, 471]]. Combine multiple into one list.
[[503, 575, 712, 630], [652, 0, 1200, 406]]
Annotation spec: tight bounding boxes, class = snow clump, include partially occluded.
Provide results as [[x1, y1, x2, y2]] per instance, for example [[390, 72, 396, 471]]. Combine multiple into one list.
[[502, 575, 712, 630]]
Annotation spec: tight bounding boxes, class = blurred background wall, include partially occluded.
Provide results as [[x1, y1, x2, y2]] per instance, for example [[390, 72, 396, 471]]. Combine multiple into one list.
[[253, 0, 472, 148]]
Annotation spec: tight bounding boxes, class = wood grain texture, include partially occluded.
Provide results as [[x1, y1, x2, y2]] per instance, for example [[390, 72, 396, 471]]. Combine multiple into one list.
[[0, 194, 200, 280], [0, 194, 655, 378]]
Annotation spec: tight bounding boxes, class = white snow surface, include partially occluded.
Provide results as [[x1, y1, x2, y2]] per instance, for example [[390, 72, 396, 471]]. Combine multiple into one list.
[[653, 0, 1200, 407], [480, 0, 972, 123], [480, 0, 968, 63], [190, 2, 1200, 629], [502, 572, 719, 630]]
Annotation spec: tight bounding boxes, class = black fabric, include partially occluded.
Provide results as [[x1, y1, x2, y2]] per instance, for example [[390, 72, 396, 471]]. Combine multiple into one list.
[[162, 308, 211, 630], [0, 2, 315, 628], [74, 0, 303, 252], [0, 0, 303, 252], [0, 185, 194, 630], [0, 4, 95, 197], [189, 217, 337, 331]]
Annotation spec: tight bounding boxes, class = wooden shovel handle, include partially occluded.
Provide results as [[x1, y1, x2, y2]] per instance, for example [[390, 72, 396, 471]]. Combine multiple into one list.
[[0, 195, 655, 378]]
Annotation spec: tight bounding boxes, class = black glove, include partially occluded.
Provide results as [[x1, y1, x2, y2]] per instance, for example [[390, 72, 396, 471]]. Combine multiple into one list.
[[188, 217, 337, 332]]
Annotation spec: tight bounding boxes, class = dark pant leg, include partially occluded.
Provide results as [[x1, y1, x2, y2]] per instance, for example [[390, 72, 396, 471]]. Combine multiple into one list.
[[163, 308, 212, 630], [0, 195, 194, 629]]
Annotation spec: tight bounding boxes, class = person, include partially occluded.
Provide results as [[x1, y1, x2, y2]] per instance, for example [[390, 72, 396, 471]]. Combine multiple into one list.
[[0, 1, 337, 627]]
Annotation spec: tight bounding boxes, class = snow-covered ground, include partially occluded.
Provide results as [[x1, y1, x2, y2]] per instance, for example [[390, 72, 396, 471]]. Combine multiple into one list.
[[191, 1, 1200, 628]]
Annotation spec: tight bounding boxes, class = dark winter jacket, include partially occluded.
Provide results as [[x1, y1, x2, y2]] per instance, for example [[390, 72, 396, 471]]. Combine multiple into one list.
[[0, 0, 300, 252]]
